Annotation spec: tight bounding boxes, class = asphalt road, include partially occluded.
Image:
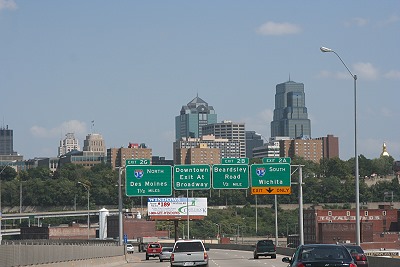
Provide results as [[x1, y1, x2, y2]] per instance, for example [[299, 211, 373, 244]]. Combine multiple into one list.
[[121, 249, 289, 267]]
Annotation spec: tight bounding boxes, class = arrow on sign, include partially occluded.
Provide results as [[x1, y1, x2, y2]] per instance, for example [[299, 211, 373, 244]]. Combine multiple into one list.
[[251, 186, 291, 195]]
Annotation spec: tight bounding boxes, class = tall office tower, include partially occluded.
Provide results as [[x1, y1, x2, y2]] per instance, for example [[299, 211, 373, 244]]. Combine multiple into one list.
[[271, 80, 311, 139], [202, 120, 246, 158], [245, 131, 264, 158], [58, 133, 80, 157], [173, 135, 241, 164], [83, 133, 106, 154], [0, 125, 15, 155], [175, 95, 217, 140]]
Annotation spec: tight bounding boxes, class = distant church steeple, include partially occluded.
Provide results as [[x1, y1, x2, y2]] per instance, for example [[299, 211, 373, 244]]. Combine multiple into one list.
[[380, 142, 390, 157]]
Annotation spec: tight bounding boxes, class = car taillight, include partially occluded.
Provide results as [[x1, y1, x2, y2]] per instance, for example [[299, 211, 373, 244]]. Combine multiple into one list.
[[295, 263, 305, 267], [204, 252, 208, 260], [350, 264, 357, 267], [356, 254, 367, 261], [171, 253, 174, 262]]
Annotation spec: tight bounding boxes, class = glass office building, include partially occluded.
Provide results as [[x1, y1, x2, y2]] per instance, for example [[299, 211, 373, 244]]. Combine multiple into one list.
[[271, 81, 311, 139], [175, 95, 217, 140]]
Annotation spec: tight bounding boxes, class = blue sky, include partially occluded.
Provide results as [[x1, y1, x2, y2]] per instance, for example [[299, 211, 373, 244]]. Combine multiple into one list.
[[1, 0, 399, 161]]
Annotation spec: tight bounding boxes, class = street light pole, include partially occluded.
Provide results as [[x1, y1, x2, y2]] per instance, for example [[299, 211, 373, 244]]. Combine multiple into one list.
[[0, 160, 16, 242], [78, 182, 90, 240], [214, 223, 220, 243], [320, 46, 360, 245], [118, 167, 124, 246]]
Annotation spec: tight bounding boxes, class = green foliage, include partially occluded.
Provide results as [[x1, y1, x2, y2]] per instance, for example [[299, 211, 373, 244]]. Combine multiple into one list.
[[0, 155, 398, 215], [371, 155, 395, 176], [0, 166, 17, 181], [167, 206, 299, 239]]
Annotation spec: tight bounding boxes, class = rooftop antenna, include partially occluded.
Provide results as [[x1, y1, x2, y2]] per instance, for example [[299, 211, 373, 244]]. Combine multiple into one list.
[[91, 120, 95, 133], [288, 73, 291, 82]]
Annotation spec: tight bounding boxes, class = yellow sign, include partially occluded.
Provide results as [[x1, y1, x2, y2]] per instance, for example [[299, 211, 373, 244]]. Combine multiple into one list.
[[251, 186, 291, 195]]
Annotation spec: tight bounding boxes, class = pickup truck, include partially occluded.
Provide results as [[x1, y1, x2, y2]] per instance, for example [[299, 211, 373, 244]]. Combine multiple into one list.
[[145, 242, 162, 260], [170, 239, 209, 267], [253, 239, 276, 259]]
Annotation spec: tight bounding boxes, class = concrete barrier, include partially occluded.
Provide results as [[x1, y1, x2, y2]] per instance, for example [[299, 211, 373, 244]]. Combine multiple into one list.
[[2, 241, 399, 267], [0, 243, 125, 267]]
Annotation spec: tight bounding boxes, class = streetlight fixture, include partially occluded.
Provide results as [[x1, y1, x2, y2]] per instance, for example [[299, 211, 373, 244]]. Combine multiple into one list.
[[320, 46, 360, 245], [78, 181, 90, 240], [0, 160, 17, 242]]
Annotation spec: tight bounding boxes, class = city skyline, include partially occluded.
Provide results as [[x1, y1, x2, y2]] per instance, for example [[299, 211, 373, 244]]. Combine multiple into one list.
[[1, 1, 399, 161]]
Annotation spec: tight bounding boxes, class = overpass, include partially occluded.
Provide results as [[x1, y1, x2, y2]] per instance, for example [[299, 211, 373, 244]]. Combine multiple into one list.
[[1, 209, 118, 236]]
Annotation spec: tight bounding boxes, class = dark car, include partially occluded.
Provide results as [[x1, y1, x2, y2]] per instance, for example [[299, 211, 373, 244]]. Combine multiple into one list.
[[344, 244, 369, 267], [282, 244, 357, 267], [253, 239, 276, 259]]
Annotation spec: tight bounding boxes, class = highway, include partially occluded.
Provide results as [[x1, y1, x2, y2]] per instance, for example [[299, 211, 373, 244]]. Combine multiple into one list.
[[121, 249, 289, 267]]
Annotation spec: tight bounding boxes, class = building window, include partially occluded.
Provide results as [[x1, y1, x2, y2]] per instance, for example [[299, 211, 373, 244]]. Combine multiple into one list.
[[346, 211, 350, 216], [364, 211, 368, 216], [328, 211, 332, 216], [383, 211, 386, 216]]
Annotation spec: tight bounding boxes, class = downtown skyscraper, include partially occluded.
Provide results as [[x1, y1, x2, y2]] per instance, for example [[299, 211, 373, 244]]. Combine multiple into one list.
[[271, 80, 311, 139], [175, 95, 217, 140]]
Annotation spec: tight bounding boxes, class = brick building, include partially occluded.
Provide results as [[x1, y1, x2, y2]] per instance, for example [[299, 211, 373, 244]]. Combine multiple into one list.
[[304, 205, 400, 249], [20, 222, 96, 239], [107, 215, 160, 240]]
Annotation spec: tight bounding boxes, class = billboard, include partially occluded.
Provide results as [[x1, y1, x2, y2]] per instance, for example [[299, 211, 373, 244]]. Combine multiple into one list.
[[147, 197, 207, 216]]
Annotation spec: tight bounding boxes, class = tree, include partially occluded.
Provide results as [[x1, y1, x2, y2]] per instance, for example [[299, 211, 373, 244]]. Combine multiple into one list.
[[0, 166, 17, 181], [371, 156, 395, 176]]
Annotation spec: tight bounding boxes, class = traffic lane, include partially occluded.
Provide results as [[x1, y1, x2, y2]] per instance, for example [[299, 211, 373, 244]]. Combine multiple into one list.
[[123, 249, 289, 267], [209, 249, 288, 267]]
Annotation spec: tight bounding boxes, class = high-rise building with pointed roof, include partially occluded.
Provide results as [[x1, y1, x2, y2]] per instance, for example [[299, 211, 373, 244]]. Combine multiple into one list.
[[271, 80, 311, 139], [175, 95, 217, 140]]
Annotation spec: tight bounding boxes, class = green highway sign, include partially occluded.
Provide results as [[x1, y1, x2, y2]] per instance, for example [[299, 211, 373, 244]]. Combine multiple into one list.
[[173, 165, 211, 190], [125, 165, 172, 196], [126, 159, 151, 165], [251, 163, 291, 187], [221, 158, 249, 165], [212, 164, 249, 189], [262, 157, 291, 164]]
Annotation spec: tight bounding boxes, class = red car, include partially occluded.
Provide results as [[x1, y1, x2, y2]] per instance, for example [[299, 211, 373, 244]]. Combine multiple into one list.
[[145, 242, 162, 260], [344, 244, 368, 267]]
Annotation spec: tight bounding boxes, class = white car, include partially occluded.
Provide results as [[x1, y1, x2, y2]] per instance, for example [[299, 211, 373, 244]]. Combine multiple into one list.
[[126, 243, 135, 254]]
